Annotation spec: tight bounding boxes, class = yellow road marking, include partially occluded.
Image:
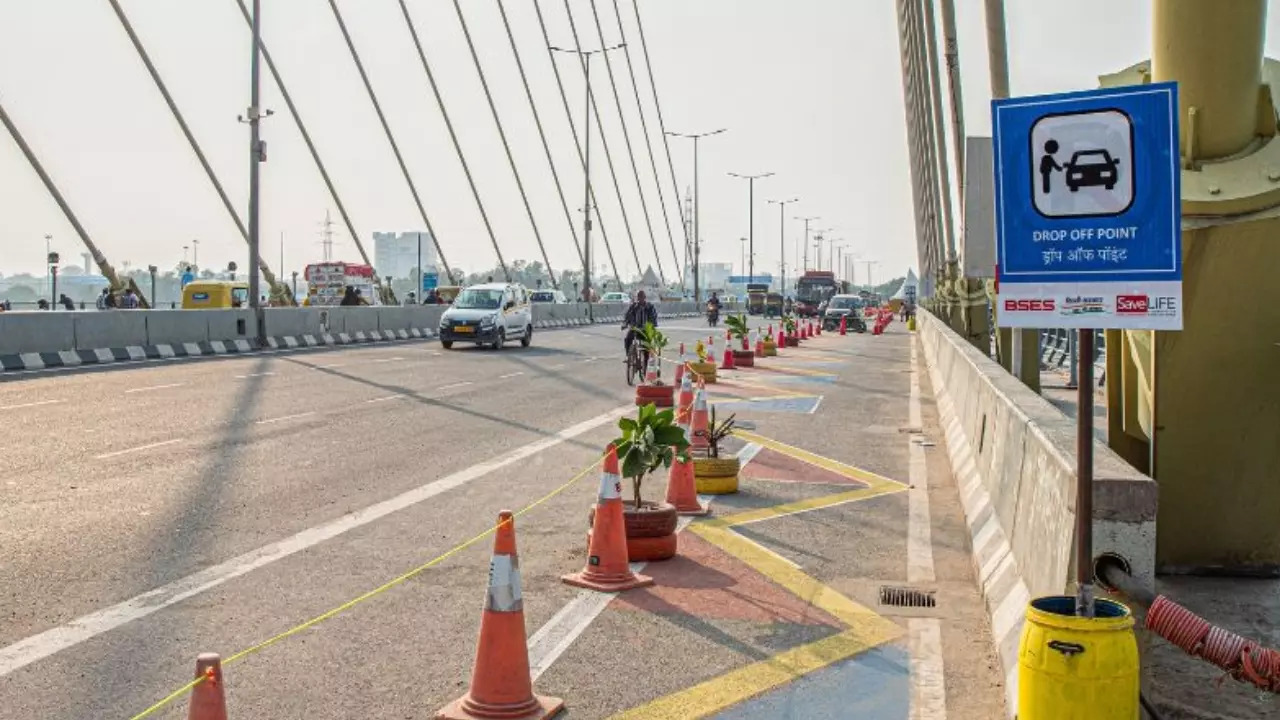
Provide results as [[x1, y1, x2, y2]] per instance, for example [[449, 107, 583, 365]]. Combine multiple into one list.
[[607, 629, 885, 720], [610, 521, 903, 720], [733, 429, 907, 488], [707, 483, 906, 528]]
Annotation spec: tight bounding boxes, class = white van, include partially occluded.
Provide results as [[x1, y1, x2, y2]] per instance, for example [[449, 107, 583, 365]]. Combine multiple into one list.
[[438, 283, 534, 350]]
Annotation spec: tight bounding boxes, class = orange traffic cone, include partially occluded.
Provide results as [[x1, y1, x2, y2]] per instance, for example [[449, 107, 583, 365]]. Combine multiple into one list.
[[665, 428, 708, 516], [754, 330, 764, 357], [839, 315, 847, 335], [674, 342, 686, 386], [439, 511, 563, 720], [676, 371, 694, 426], [690, 388, 710, 451], [562, 446, 654, 593], [725, 329, 732, 342], [815, 320, 821, 336], [720, 344, 735, 370], [187, 654, 227, 720]]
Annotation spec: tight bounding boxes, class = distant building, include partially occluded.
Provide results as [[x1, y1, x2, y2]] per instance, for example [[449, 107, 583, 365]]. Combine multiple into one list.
[[373, 231, 437, 279], [684, 262, 733, 291]]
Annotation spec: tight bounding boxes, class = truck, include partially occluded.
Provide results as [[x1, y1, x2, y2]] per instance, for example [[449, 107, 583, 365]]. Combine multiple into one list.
[[304, 262, 381, 306], [794, 271, 838, 317]]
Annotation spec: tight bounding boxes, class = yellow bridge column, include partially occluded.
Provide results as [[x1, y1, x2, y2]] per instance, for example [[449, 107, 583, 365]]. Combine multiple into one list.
[[1102, 0, 1280, 572]]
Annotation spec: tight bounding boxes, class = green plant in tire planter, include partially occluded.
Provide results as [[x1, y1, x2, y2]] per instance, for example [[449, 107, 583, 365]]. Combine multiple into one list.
[[701, 406, 737, 458], [782, 314, 798, 336], [615, 403, 690, 510], [724, 314, 750, 343], [638, 322, 668, 383]]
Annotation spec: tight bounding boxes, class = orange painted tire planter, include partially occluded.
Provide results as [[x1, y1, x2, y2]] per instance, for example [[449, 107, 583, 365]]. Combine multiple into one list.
[[731, 350, 755, 367], [635, 383, 675, 407], [586, 530, 677, 562], [687, 361, 718, 384]]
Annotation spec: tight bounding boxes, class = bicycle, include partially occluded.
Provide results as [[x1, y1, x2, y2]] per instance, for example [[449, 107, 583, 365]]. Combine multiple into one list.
[[623, 327, 649, 387]]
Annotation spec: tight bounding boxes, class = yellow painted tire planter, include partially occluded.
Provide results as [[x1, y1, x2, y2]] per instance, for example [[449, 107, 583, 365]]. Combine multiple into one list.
[[687, 360, 718, 384], [694, 455, 740, 495], [762, 340, 778, 357]]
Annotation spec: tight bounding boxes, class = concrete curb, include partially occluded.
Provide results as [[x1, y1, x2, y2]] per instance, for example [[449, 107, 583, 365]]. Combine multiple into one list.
[[0, 312, 702, 374]]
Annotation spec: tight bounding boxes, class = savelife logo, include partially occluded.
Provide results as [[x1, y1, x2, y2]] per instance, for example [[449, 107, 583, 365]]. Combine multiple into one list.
[[1116, 295, 1149, 314], [1004, 299, 1056, 312]]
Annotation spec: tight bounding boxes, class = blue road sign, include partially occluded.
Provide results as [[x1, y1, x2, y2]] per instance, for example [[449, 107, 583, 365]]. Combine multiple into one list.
[[992, 82, 1182, 330], [421, 273, 438, 291], [728, 275, 773, 285]]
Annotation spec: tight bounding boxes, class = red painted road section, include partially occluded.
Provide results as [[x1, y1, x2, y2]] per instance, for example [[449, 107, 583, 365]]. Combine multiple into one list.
[[739, 448, 868, 487]]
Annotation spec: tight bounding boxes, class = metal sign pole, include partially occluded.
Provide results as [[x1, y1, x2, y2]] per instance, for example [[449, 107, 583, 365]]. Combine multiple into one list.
[[1076, 328, 1095, 618]]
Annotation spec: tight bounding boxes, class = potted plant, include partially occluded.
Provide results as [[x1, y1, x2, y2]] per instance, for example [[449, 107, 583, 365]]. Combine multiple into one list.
[[590, 403, 691, 561], [634, 323, 675, 407], [693, 406, 741, 494], [724, 315, 755, 368], [762, 325, 779, 357], [687, 338, 718, 384], [782, 315, 800, 347]]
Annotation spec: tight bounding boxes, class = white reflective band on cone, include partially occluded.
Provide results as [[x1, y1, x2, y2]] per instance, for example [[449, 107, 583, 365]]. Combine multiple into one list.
[[485, 553, 523, 612], [598, 471, 622, 500]]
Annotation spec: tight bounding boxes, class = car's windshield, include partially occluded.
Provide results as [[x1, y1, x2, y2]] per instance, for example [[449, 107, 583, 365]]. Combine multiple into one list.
[[454, 288, 503, 310], [1073, 151, 1109, 166], [829, 297, 863, 310]]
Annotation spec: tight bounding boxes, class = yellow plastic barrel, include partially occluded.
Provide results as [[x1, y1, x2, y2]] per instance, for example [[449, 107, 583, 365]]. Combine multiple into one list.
[[1017, 596, 1139, 719], [906, 316, 917, 331]]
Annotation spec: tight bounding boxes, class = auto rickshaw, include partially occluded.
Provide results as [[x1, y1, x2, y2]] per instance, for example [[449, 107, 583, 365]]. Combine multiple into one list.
[[182, 280, 250, 309], [747, 290, 766, 315], [764, 292, 784, 317], [434, 285, 461, 305]]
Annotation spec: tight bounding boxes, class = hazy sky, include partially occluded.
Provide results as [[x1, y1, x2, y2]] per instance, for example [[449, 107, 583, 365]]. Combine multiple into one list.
[[2, 1, 1279, 283]]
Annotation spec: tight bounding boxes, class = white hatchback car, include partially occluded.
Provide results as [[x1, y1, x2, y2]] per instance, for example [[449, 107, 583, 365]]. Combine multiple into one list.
[[438, 283, 534, 350]]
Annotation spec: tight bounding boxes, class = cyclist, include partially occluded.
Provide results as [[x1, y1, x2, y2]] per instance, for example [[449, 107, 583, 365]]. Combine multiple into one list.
[[622, 290, 658, 370]]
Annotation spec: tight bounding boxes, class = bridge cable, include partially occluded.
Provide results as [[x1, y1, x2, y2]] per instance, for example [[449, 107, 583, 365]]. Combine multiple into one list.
[[229, 0, 380, 296], [0, 95, 140, 304], [447, 0, 558, 290], [324, 0, 459, 283], [531, 0, 624, 291], [628, 0, 693, 288], [586, 0, 666, 286], [493, 0, 586, 273], [104, 0, 286, 298], [608, 0, 684, 289], [561, 0, 647, 285], [394, 0, 519, 286]]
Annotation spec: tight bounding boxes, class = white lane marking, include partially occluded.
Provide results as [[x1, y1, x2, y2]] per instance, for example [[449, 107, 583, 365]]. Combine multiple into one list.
[[312, 363, 346, 370], [255, 412, 317, 426], [527, 506, 709, 680], [93, 438, 184, 460], [436, 381, 473, 391], [736, 442, 763, 467], [0, 404, 631, 677], [729, 527, 801, 569], [547, 364, 567, 370], [498, 372, 524, 380], [807, 396, 825, 415], [907, 338, 936, 584], [124, 383, 185, 394], [364, 394, 405, 404], [909, 618, 947, 720], [0, 399, 65, 412], [369, 357, 404, 364], [235, 372, 276, 379]]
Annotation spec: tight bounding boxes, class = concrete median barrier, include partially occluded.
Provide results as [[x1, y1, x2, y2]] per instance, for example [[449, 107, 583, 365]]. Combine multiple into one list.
[[917, 308, 1156, 712], [75, 310, 148, 351], [0, 312, 76, 356]]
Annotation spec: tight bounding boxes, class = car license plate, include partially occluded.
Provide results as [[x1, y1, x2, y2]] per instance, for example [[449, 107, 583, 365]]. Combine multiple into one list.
[[454, 326, 474, 334]]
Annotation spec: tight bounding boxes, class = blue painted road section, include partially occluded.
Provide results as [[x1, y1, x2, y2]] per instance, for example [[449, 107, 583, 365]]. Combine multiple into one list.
[[712, 396, 822, 414], [710, 645, 910, 720]]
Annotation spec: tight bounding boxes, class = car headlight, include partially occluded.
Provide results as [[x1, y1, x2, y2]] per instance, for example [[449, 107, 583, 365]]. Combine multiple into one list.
[[480, 314, 497, 327]]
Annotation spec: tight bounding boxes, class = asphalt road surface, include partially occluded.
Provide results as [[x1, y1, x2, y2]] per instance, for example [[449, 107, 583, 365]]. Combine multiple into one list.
[[0, 320, 1004, 719]]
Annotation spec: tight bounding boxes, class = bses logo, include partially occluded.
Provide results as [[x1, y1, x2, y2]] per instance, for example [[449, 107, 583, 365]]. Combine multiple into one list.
[[1003, 299, 1056, 312], [1116, 295, 1149, 314]]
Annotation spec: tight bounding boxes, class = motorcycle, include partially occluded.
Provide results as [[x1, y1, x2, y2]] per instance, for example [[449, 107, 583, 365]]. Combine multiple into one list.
[[706, 303, 720, 326]]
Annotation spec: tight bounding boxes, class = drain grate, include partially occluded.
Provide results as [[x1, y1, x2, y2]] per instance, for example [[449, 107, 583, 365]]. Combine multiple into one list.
[[879, 586, 937, 608]]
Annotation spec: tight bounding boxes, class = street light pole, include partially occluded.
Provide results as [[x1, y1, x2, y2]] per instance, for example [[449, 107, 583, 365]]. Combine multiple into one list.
[[795, 216, 819, 272], [727, 171, 773, 284], [739, 238, 747, 278], [192, 238, 199, 272], [246, 0, 264, 313], [667, 128, 727, 303], [766, 198, 798, 294]]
